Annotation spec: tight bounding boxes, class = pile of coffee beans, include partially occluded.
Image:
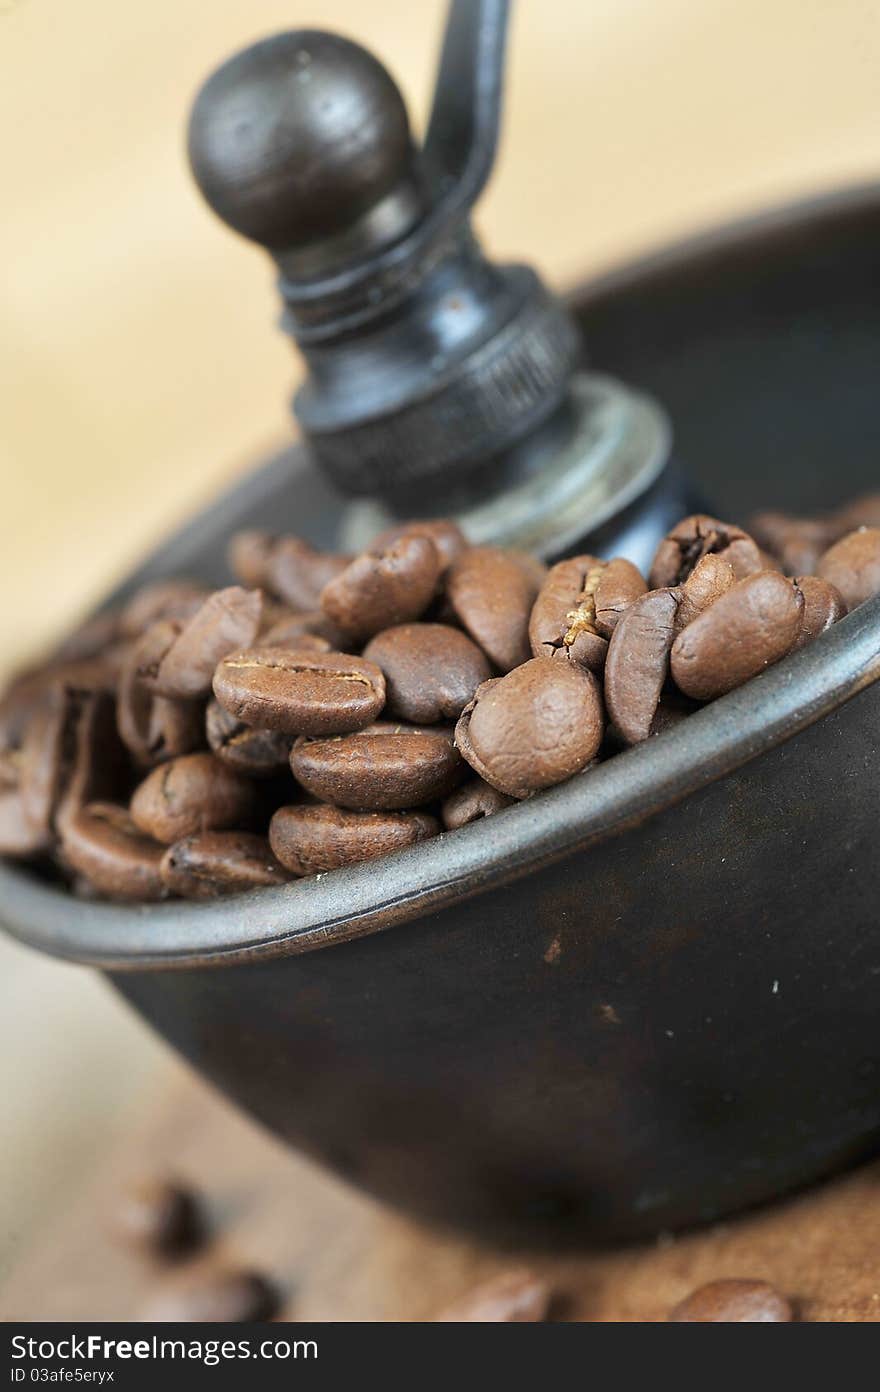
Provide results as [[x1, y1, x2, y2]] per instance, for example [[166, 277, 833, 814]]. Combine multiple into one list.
[[2, 499, 879, 902]]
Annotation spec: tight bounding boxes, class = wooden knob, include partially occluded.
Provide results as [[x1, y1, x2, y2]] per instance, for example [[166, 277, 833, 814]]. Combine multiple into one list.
[[188, 30, 415, 252]]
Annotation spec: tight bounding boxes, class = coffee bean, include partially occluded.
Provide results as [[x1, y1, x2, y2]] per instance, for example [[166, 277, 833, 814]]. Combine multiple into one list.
[[455, 657, 603, 798], [259, 610, 337, 649], [130, 753, 259, 845], [206, 699, 292, 776], [650, 514, 762, 589], [213, 648, 385, 736], [675, 552, 736, 631], [792, 575, 847, 649], [291, 722, 463, 810], [270, 803, 439, 875], [829, 492, 880, 535], [61, 802, 166, 901], [669, 1278, 793, 1322], [604, 588, 680, 745], [227, 529, 275, 589], [363, 623, 491, 723], [320, 535, 442, 642], [117, 624, 205, 766], [817, 527, 880, 611], [671, 570, 804, 701], [447, 547, 546, 672], [441, 778, 513, 829], [113, 1178, 202, 1256], [749, 511, 832, 575], [160, 830, 291, 898], [436, 1269, 550, 1322], [0, 788, 48, 858], [139, 1267, 278, 1322], [529, 555, 646, 671], [371, 518, 468, 571], [54, 689, 129, 838], [147, 587, 263, 700], [49, 608, 120, 665], [119, 579, 208, 638], [267, 535, 351, 610]]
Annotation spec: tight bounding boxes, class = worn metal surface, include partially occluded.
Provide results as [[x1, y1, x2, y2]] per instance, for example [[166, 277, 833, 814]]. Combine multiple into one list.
[[2, 183, 880, 1242]]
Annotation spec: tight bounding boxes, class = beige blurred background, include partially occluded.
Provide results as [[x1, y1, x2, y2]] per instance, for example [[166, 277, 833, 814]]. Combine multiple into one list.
[[2, 0, 879, 1281]]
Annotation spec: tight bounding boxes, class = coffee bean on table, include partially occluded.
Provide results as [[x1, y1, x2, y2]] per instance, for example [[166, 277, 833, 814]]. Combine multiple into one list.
[[130, 753, 259, 845], [792, 575, 847, 649], [668, 1278, 793, 1322], [455, 657, 603, 798], [529, 555, 646, 671], [206, 699, 292, 776], [816, 526, 880, 611], [270, 803, 439, 876], [117, 623, 205, 767], [447, 547, 546, 673], [160, 831, 291, 898], [441, 778, 513, 829], [320, 535, 442, 642], [675, 552, 736, 631], [436, 1269, 551, 1322], [147, 587, 263, 700], [113, 1178, 202, 1256], [670, 570, 804, 701], [363, 623, 491, 723], [213, 649, 385, 736], [139, 1267, 278, 1323], [604, 588, 680, 745], [650, 514, 762, 589], [371, 518, 468, 571], [61, 802, 166, 901], [290, 722, 463, 810]]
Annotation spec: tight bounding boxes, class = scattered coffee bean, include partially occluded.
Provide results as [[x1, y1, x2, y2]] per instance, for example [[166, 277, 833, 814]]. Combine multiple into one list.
[[529, 555, 646, 671], [604, 588, 680, 744], [671, 570, 804, 701], [214, 648, 386, 736], [270, 803, 439, 875], [455, 658, 603, 798], [668, 1278, 793, 1322], [113, 1178, 202, 1256], [816, 526, 880, 611], [118, 579, 208, 638], [130, 753, 259, 845], [259, 610, 337, 649], [441, 778, 513, 829], [675, 552, 736, 631], [61, 803, 166, 901], [371, 517, 468, 571], [750, 511, 832, 576], [160, 831, 291, 898], [148, 587, 263, 700], [650, 514, 762, 589], [447, 546, 545, 672], [140, 1267, 278, 1322], [320, 535, 442, 642], [436, 1269, 551, 1322], [363, 623, 491, 723], [266, 535, 350, 611], [117, 623, 205, 767], [792, 575, 847, 648], [206, 699, 292, 776], [291, 722, 463, 810]]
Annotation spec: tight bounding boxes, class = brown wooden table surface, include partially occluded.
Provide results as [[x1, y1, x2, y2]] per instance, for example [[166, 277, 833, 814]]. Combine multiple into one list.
[[3, 1057, 878, 1322]]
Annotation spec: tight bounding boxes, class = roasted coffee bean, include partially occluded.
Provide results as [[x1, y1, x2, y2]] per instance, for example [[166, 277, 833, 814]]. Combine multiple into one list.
[[529, 555, 646, 671], [270, 803, 439, 875], [119, 579, 208, 638], [749, 511, 832, 575], [650, 514, 762, 589], [148, 587, 263, 700], [117, 624, 205, 766], [447, 547, 546, 673], [227, 529, 275, 589], [18, 689, 72, 843], [213, 648, 385, 736], [54, 689, 129, 838], [829, 492, 880, 535], [259, 610, 337, 649], [817, 527, 880, 611], [139, 1267, 278, 1323], [371, 518, 468, 571], [604, 588, 680, 745], [290, 722, 463, 810], [675, 552, 736, 631], [206, 699, 292, 776], [320, 535, 442, 642], [436, 1270, 550, 1322], [363, 623, 491, 723], [267, 535, 351, 610], [455, 658, 603, 798], [441, 778, 513, 829], [113, 1178, 202, 1256], [0, 747, 20, 789], [61, 802, 166, 901], [0, 789, 48, 858], [671, 570, 804, 701], [160, 831, 291, 898], [792, 575, 847, 649], [130, 753, 259, 845], [669, 1279, 793, 1322]]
